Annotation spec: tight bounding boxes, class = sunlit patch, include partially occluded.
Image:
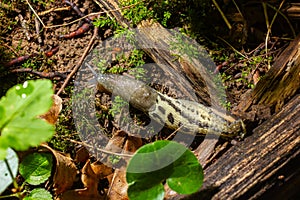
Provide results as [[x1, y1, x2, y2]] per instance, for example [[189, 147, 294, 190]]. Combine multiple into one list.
[[21, 94, 27, 98], [23, 81, 28, 88], [16, 86, 21, 90]]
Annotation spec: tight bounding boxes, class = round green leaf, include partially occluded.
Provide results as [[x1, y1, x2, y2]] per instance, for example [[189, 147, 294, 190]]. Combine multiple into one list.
[[24, 188, 52, 200], [19, 153, 53, 185], [126, 141, 203, 200], [167, 149, 203, 194], [0, 148, 19, 194], [127, 182, 164, 200]]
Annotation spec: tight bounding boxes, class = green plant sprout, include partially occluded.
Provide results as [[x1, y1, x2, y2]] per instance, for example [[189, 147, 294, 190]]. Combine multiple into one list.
[[120, 0, 154, 26], [93, 15, 119, 29]]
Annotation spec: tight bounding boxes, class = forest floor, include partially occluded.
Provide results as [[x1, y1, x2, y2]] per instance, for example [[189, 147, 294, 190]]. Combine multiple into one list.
[[0, 0, 299, 199]]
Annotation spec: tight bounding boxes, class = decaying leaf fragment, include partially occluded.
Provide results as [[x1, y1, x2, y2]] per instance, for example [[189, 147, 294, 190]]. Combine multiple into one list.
[[57, 159, 113, 200], [107, 169, 128, 200], [39, 94, 62, 124], [40, 144, 77, 196]]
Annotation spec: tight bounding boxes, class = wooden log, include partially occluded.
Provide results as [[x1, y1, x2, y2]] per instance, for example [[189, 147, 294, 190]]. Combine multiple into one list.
[[167, 34, 300, 198], [169, 94, 300, 199], [233, 34, 300, 120]]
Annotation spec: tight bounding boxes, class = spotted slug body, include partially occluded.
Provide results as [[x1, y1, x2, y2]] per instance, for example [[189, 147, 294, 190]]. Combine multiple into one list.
[[87, 64, 245, 138]]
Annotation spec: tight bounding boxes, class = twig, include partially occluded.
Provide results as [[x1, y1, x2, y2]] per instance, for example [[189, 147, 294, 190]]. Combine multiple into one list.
[[34, 16, 42, 44], [212, 0, 232, 30], [2, 43, 19, 57], [69, 139, 133, 158], [38, 6, 71, 16], [63, 0, 92, 24], [44, 3, 138, 29], [10, 68, 68, 79], [165, 125, 184, 140], [267, 2, 296, 38], [18, 14, 30, 40], [56, 27, 99, 95], [25, 0, 45, 28], [217, 36, 248, 59], [263, 0, 285, 69]]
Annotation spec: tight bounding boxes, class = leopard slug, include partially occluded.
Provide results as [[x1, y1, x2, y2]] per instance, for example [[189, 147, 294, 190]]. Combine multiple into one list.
[[86, 64, 246, 139]]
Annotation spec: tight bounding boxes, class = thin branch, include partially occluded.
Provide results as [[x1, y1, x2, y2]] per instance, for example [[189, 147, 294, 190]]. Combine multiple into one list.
[[217, 36, 248, 59], [69, 139, 133, 158], [44, 3, 139, 29], [10, 68, 68, 79], [25, 0, 45, 28], [266, 2, 296, 38], [212, 0, 232, 30]]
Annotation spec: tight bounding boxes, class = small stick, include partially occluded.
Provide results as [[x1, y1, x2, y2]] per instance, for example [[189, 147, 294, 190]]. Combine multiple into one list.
[[44, 3, 139, 29], [34, 16, 43, 44], [10, 68, 68, 79], [58, 23, 90, 39], [44, 46, 59, 57], [25, 0, 45, 28], [63, 0, 92, 24], [18, 14, 31, 40], [38, 6, 71, 16]]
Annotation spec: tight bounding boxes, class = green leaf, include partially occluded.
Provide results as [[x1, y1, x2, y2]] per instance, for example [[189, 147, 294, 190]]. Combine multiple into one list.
[[0, 80, 53, 122], [167, 149, 203, 194], [2, 117, 54, 151], [126, 141, 203, 200], [0, 105, 5, 126], [0, 137, 9, 160], [127, 182, 164, 200], [0, 148, 19, 194], [19, 153, 53, 185], [24, 188, 52, 200], [0, 80, 54, 153]]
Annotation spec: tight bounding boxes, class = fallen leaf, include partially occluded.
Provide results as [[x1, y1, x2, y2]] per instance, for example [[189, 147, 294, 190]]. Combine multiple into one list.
[[40, 95, 62, 124], [107, 169, 128, 200], [40, 144, 77, 195], [91, 160, 113, 179], [57, 160, 105, 200]]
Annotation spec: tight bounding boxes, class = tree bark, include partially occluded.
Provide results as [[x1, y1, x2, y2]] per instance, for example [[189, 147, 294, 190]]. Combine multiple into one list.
[[167, 35, 300, 199], [169, 94, 299, 199]]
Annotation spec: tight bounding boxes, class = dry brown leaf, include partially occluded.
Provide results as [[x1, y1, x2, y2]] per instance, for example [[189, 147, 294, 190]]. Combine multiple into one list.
[[57, 159, 106, 200], [91, 160, 113, 179], [52, 152, 77, 195], [74, 146, 90, 163], [123, 135, 142, 152], [105, 130, 127, 152], [56, 188, 104, 200], [107, 169, 128, 200], [40, 144, 77, 195], [40, 94, 62, 124], [106, 130, 142, 153]]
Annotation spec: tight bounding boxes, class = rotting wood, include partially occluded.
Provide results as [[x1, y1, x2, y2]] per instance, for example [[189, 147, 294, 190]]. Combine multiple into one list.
[[233, 34, 300, 121], [168, 94, 299, 200], [166, 35, 300, 200]]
